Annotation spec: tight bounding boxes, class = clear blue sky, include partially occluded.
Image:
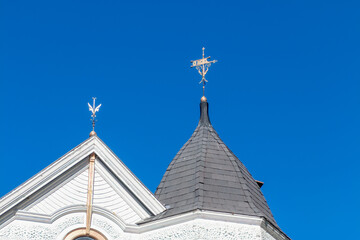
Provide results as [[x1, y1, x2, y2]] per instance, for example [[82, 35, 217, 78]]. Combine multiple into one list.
[[1, 1, 359, 239]]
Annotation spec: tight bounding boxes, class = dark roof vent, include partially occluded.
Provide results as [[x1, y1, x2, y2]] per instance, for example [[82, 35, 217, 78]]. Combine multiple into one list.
[[256, 180, 264, 188]]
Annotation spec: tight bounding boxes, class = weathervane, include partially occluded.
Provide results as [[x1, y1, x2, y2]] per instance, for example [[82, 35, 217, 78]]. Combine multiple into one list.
[[191, 47, 217, 98], [88, 97, 101, 136]]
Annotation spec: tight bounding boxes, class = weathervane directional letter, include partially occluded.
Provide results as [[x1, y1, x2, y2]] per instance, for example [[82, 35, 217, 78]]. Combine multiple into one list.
[[191, 47, 217, 97]]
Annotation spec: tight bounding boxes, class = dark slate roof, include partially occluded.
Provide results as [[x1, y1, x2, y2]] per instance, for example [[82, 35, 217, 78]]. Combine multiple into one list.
[[153, 100, 278, 227]]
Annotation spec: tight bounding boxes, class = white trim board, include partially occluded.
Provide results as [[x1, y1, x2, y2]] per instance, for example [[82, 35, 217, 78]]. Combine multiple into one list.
[[0, 136, 165, 226]]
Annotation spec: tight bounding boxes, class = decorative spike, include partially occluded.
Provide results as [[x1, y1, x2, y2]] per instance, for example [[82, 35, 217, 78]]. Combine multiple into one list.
[[88, 97, 101, 137]]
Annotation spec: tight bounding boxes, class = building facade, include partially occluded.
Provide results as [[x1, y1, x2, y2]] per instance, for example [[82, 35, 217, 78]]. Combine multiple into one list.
[[0, 98, 290, 240]]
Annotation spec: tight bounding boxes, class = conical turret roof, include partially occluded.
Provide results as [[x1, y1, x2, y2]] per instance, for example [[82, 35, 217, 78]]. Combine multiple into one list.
[[154, 100, 277, 227]]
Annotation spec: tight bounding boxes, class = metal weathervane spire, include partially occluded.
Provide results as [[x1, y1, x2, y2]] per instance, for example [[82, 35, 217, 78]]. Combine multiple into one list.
[[88, 97, 101, 137], [191, 47, 217, 100]]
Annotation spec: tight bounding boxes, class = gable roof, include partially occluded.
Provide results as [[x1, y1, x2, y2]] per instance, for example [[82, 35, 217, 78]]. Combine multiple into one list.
[[154, 100, 278, 227], [0, 136, 165, 225]]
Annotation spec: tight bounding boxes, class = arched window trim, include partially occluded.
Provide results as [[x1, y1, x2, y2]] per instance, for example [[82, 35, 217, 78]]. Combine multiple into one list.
[[64, 228, 107, 240]]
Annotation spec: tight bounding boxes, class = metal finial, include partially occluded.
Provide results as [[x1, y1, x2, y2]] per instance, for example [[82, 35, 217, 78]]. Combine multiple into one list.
[[88, 97, 101, 136], [191, 47, 217, 98]]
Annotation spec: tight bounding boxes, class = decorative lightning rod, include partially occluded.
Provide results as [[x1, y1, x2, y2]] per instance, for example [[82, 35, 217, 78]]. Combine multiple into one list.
[[88, 97, 101, 136], [191, 47, 217, 98]]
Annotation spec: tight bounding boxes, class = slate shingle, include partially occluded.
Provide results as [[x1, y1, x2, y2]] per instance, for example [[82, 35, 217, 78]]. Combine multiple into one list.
[[153, 101, 278, 227]]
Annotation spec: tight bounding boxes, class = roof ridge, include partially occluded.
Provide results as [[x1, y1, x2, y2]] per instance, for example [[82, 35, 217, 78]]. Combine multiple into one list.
[[194, 125, 210, 210]]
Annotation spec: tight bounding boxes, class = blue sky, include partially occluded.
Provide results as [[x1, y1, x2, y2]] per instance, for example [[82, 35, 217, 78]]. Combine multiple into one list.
[[1, 0, 360, 239]]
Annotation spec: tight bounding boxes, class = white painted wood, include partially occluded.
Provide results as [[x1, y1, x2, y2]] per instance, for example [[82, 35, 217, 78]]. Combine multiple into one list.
[[0, 136, 165, 221], [8, 157, 150, 226], [27, 168, 88, 215], [93, 169, 141, 224], [94, 160, 152, 220], [92, 137, 166, 214]]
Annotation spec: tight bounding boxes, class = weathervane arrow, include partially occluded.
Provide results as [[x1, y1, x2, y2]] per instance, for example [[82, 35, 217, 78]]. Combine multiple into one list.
[[191, 47, 217, 97]]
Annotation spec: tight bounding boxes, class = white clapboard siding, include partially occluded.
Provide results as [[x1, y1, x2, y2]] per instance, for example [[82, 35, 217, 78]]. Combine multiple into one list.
[[28, 168, 88, 214], [93, 169, 141, 224], [26, 165, 142, 224]]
